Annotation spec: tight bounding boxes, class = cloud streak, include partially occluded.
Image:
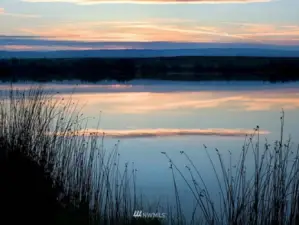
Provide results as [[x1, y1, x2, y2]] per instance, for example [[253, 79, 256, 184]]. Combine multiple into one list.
[[9, 20, 299, 46], [17, 20, 247, 42], [1, 19, 298, 50], [226, 23, 299, 38], [0, 8, 40, 18], [22, 0, 272, 4], [58, 128, 270, 138], [0, 44, 132, 51]]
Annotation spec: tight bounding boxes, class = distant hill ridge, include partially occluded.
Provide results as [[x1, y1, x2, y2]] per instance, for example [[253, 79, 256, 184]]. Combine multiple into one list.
[[1, 48, 299, 59]]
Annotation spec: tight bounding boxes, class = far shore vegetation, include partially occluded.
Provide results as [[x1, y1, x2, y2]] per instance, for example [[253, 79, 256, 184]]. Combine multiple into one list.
[[1, 85, 299, 225], [0, 56, 299, 82]]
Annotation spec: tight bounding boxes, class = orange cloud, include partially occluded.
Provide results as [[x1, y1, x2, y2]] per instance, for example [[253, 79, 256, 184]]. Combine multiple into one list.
[[224, 23, 277, 33], [54, 128, 270, 138], [223, 23, 299, 43], [0, 45, 134, 51], [0, 45, 37, 50], [22, 0, 272, 4], [17, 20, 299, 44], [17, 20, 253, 43]]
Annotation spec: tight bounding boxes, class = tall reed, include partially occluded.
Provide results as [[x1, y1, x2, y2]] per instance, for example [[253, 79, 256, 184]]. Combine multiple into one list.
[[3, 84, 297, 225], [0, 85, 163, 225], [163, 110, 299, 225]]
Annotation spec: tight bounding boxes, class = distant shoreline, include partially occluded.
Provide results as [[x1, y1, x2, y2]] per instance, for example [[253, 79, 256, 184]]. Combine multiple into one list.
[[1, 56, 299, 83]]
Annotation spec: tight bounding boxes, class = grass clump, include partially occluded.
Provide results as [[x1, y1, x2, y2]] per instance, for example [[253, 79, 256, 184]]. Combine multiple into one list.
[[164, 110, 299, 225], [0, 85, 164, 225]]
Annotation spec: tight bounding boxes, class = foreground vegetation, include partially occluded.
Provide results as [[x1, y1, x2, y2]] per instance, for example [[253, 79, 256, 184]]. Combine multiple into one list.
[[165, 111, 299, 225], [1, 56, 299, 82], [1, 85, 299, 225], [0, 86, 164, 225]]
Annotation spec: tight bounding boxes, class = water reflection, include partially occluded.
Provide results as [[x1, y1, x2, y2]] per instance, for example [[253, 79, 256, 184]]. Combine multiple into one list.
[[1, 82, 299, 114], [59, 128, 269, 138], [1, 82, 299, 220], [61, 89, 299, 115]]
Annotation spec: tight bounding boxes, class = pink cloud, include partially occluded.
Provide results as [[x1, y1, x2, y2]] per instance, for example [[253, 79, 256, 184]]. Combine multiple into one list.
[[16, 20, 299, 44], [0, 45, 136, 51], [19, 25, 232, 42], [17, 20, 252, 43], [223, 22, 299, 43]]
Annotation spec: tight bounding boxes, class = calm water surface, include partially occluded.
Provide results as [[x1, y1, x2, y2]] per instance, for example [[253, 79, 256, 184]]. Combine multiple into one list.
[[2, 80, 299, 216]]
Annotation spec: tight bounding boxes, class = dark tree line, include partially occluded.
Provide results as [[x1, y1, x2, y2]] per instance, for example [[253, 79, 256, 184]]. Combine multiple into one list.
[[0, 56, 299, 83], [0, 58, 136, 82]]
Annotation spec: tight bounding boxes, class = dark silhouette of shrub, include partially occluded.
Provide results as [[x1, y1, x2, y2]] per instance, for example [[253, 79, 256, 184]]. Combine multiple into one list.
[[0, 141, 62, 225], [0, 86, 164, 225]]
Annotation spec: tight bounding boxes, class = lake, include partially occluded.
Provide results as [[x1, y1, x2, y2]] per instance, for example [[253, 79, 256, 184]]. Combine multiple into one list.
[[2, 80, 299, 219]]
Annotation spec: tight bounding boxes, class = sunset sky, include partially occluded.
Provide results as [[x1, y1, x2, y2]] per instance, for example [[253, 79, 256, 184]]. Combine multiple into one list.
[[0, 0, 298, 50]]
